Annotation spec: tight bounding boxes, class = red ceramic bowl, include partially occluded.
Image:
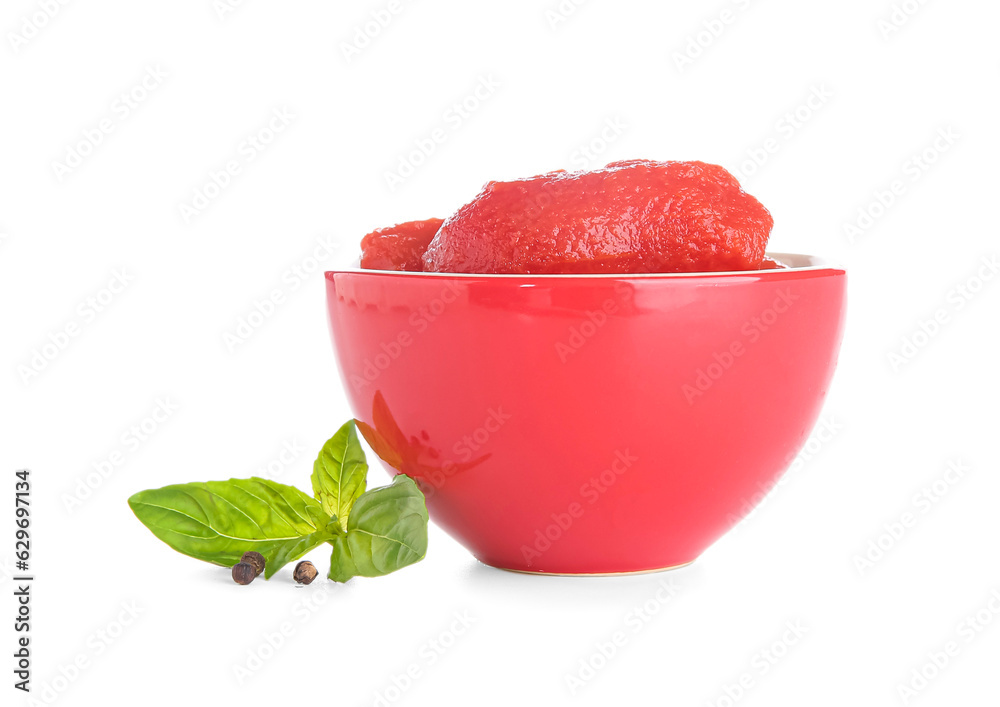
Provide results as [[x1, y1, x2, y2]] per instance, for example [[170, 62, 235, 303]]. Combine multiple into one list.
[[325, 254, 846, 575]]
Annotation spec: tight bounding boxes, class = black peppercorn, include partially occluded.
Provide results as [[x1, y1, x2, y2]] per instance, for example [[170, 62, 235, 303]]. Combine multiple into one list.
[[293, 561, 318, 585], [241, 551, 266, 577], [232, 562, 256, 585]]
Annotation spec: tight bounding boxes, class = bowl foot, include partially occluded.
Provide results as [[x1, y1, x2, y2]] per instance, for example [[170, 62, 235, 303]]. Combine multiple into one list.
[[476, 558, 696, 577]]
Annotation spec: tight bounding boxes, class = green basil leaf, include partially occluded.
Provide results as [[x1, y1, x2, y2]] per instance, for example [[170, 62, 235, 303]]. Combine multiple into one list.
[[128, 477, 329, 568], [312, 420, 369, 532], [264, 528, 336, 579], [327, 475, 428, 583]]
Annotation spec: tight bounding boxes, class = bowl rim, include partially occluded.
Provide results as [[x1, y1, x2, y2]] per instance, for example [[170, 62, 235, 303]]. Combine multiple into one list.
[[326, 253, 844, 279]]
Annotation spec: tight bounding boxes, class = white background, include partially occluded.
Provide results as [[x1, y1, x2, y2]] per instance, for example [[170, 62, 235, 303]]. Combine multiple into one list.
[[2, 0, 999, 705]]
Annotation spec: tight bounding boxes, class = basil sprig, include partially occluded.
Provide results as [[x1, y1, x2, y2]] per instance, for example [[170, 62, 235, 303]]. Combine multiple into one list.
[[128, 420, 428, 583], [327, 475, 428, 583]]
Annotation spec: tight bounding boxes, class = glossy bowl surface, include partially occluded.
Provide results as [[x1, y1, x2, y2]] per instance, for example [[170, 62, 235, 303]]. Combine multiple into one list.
[[325, 254, 846, 574]]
